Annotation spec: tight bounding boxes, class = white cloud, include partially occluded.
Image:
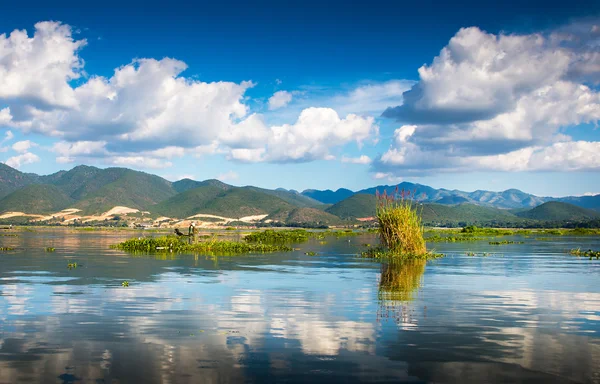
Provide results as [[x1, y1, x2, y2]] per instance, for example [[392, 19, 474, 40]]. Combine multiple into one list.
[[4, 152, 39, 168], [109, 156, 172, 169], [0, 21, 85, 109], [0, 129, 13, 145], [217, 171, 239, 181], [372, 172, 402, 183], [375, 20, 600, 176], [0, 22, 382, 167], [582, 192, 600, 197], [11, 140, 37, 153], [229, 108, 378, 163], [341, 155, 371, 164], [0, 108, 12, 126], [268, 90, 292, 110]]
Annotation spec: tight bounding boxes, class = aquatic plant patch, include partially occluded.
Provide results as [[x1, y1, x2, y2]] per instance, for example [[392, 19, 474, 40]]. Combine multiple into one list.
[[569, 248, 600, 259], [113, 235, 291, 254]]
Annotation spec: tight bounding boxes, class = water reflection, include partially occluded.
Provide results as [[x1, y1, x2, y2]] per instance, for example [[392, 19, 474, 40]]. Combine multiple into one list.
[[0, 230, 599, 383]]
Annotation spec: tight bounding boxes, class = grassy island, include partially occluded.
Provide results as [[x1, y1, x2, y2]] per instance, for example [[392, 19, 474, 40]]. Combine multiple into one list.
[[112, 235, 291, 254]]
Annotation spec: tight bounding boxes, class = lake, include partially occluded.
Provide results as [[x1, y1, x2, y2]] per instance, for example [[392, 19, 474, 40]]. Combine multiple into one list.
[[0, 229, 599, 383]]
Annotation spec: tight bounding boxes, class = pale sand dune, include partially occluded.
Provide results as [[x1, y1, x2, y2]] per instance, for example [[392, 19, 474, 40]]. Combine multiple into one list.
[[0, 211, 44, 220], [187, 213, 232, 221], [238, 214, 268, 222], [186, 213, 268, 223], [103, 206, 140, 216]]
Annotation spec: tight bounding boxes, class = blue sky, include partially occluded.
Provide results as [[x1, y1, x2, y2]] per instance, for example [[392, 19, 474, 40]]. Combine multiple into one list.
[[0, 0, 599, 196]]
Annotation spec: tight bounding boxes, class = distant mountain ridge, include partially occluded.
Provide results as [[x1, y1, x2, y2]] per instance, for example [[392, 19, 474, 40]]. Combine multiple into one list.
[[301, 182, 600, 211]]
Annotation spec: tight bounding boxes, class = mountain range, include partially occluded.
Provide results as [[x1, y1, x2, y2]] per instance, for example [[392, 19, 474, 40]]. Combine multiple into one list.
[[0, 163, 599, 226], [300, 183, 600, 210]]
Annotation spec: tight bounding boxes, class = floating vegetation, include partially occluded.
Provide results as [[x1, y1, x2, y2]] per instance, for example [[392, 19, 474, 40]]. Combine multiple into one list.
[[461, 226, 514, 236], [0, 247, 15, 251], [67, 262, 78, 269], [327, 230, 359, 237], [361, 246, 444, 261], [426, 235, 484, 243], [244, 229, 310, 243], [319, 240, 327, 245], [376, 188, 426, 257], [489, 241, 524, 245], [362, 243, 372, 247], [45, 247, 56, 252], [569, 248, 600, 259], [224, 227, 236, 231], [112, 235, 291, 254], [122, 281, 130, 287], [305, 251, 317, 256], [466, 251, 494, 257], [568, 228, 600, 235], [0, 234, 18, 237]]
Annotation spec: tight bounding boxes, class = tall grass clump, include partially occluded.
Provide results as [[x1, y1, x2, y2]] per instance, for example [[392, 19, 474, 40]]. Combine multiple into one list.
[[376, 188, 426, 257]]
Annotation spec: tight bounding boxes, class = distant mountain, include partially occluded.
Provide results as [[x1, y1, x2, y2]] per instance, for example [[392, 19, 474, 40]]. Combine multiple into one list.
[[516, 201, 600, 221], [435, 196, 469, 205], [419, 203, 521, 225], [325, 194, 523, 225], [0, 184, 74, 214], [305, 183, 555, 209], [0, 162, 599, 227], [301, 188, 354, 204], [559, 195, 600, 211]]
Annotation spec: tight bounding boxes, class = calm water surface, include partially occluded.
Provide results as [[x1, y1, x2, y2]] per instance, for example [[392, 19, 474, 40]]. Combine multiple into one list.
[[0, 229, 599, 383]]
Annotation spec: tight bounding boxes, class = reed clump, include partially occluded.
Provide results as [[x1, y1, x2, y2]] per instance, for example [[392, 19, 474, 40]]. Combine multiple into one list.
[[375, 188, 426, 257], [112, 235, 291, 254]]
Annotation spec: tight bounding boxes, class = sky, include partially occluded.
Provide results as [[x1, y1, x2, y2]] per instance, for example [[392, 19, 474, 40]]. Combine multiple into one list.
[[0, 0, 599, 196]]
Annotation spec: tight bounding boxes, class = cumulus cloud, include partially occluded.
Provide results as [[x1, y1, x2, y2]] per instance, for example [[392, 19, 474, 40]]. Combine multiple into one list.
[[341, 155, 371, 164], [268, 90, 292, 110], [4, 152, 40, 168], [375, 19, 600, 176], [228, 108, 378, 163], [0, 21, 381, 168], [11, 140, 36, 153], [0, 21, 85, 109]]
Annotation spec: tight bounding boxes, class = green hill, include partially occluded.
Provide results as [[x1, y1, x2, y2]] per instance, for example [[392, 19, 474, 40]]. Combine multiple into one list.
[[266, 207, 343, 225], [0, 163, 35, 199], [0, 184, 75, 214], [326, 195, 522, 225], [244, 186, 324, 208], [200, 188, 294, 217], [69, 168, 177, 214], [153, 186, 295, 218], [419, 203, 520, 225], [172, 178, 232, 193], [516, 201, 600, 221], [325, 194, 376, 219]]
